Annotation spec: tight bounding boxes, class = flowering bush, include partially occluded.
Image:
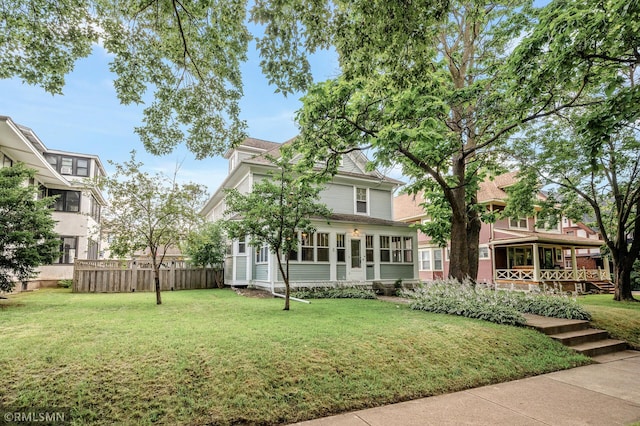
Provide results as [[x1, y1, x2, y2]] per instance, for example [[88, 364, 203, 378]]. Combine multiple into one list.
[[403, 279, 591, 326]]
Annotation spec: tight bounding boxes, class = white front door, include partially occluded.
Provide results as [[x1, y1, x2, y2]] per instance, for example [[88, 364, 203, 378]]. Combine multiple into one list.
[[347, 237, 366, 281]]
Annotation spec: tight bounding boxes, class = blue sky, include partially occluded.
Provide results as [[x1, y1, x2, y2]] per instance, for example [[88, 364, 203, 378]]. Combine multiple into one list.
[[0, 40, 340, 192]]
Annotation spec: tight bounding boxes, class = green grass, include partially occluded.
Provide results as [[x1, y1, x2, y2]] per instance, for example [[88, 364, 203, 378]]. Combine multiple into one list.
[[1, 289, 588, 425], [577, 294, 640, 349]]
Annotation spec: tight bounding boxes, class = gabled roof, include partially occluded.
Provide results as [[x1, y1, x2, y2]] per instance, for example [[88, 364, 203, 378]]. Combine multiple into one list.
[[232, 136, 403, 184], [395, 172, 546, 220], [0, 116, 107, 203], [0, 115, 70, 187], [223, 137, 281, 158], [477, 172, 516, 203]]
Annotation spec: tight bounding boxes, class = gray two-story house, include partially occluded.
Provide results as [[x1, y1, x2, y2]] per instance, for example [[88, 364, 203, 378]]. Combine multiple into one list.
[[200, 138, 418, 291]]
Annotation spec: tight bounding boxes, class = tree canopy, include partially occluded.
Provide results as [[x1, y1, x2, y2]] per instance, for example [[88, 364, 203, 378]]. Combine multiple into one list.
[[99, 152, 208, 304], [1, 0, 250, 158], [224, 145, 330, 310], [506, 0, 640, 301], [182, 221, 227, 288], [0, 164, 59, 292]]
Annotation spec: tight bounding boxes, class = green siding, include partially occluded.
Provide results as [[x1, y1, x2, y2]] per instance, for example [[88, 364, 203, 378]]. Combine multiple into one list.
[[370, 189, 392, 220], [254, 264, 269, 281], [224, 257, 233, 280], [336, 264, 346, 280], [380, 264, 414, 280], [319, 183, 353, 214], [366, 265, 375, 280], [278, 264, 331, 282], [236, 256, 247, 280]]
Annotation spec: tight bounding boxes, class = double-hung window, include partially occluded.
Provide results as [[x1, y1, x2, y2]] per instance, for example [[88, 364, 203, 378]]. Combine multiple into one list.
[[509, 217, 528, 230], [380, 236, 413, 264], [419, 250, 431, 270], [317, 233, 329, 262], [301, 232, 314, 261], [256, 244, 269, 263], [336, 234, 346, 262], [355, 188, 368, 214]]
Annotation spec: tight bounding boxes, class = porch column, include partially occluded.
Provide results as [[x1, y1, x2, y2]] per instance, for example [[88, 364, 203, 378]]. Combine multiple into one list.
[[532, 243, 540, 281], [246, 247, 253, 282], [571, 247, 578, 280], [329, 233, 337, 282], [602, 255, 611, 280], [491, 246, 496, 283]]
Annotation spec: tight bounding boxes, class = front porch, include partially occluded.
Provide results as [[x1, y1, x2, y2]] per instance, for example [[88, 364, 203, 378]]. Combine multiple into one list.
[[491, 239, 612, 292]]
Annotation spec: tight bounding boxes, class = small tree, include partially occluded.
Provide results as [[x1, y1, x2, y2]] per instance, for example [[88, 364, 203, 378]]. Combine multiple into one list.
[[224, 145, 330, 310], [99, 152, 207, 304], [183, 221, 227, 288], [0, 163, 59, 292]]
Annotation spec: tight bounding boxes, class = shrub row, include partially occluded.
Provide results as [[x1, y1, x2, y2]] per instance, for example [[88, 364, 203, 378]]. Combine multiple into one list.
[[404, 279, 591, 326]]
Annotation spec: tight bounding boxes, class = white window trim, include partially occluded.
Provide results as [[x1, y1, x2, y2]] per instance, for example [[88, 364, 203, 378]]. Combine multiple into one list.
[[433, 248, 443, 271], [419, 249, 431, 271], [509, 217, 529, 230], [479, 245, 490, 260], [354, 187, 370, 216], [236, 236, 246, 256], [418, 248, 442, 271]]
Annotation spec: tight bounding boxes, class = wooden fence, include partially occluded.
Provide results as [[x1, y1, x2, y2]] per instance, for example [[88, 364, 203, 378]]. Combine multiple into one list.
[[73, 257, 223, 293]]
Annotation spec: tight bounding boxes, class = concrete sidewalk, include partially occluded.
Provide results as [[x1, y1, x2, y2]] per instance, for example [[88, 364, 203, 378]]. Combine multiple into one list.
[[293, 351, 640, 426]]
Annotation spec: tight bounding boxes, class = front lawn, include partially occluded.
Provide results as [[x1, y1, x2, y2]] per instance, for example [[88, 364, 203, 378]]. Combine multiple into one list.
[[0, 289, 588, 425], [577, 294, 640, 349]]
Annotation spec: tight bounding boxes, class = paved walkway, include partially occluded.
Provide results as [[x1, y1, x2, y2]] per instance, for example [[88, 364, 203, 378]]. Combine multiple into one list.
[[293, 351, 640, 425]]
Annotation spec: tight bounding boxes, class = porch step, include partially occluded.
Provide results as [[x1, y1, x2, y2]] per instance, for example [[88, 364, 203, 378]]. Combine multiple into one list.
[[569, 339, 628, 358], [523, 314, 590, 335], [550, 328, 610, 346], [524, 314, 628, 359], [589, 281, 615, 294]]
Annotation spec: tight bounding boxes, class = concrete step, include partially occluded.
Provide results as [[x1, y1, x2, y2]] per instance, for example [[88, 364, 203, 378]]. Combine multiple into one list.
[[570, 339, 628, 357], [550, 328, 610, 346], [524, 314, 590, 335]]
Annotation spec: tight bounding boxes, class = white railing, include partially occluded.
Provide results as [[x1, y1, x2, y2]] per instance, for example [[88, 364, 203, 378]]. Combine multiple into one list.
[[539, 269, 574, 281], [497, 268, 611, 282], [496, 269, 534, 280], [577, 268, 610, 281]]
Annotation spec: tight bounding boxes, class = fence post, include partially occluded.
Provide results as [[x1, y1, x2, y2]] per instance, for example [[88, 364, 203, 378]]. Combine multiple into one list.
[[131, 260, 137, 291], [170, 260, 176, 290]]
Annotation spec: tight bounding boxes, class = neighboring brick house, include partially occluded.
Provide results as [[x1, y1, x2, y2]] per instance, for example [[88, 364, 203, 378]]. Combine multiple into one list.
[[0, 116, 107, 291], [200, 137, 419, 292], [394, 172, 611, 290]]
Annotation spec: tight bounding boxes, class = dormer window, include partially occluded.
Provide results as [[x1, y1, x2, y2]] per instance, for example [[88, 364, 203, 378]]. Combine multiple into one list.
[[355, 187, 368, 214]]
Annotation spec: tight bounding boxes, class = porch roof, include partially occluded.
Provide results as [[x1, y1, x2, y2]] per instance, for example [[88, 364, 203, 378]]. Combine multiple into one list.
[[321, 213, 411, 228], [488, 230, 604, 247]]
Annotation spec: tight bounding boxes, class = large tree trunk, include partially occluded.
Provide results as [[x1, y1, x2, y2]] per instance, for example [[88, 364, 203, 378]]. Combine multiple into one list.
[[613, 250, 637, 302], [448, 157, 473, 281], [466, 206, 482, 283], [448, 213, 470, 281]]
